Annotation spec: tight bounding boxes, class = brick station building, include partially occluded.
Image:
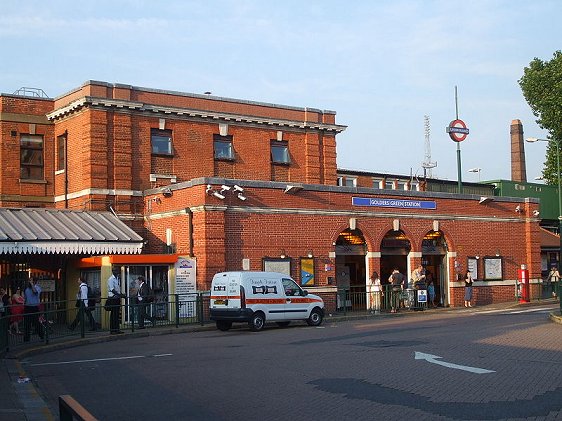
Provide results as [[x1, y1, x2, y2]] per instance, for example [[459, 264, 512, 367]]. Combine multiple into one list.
[[0, 80, 541, 311]]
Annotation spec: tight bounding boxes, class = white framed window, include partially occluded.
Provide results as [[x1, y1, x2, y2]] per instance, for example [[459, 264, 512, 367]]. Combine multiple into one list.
[[372, 179, 383, 189], [151, 129, 172, 155], [345, 177, 357, 187], [271, 141, 290, 164], [214, 135, 234, 160]]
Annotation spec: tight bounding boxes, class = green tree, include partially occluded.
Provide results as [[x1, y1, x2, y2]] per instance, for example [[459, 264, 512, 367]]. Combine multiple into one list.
[[519, 50, 562, 185]]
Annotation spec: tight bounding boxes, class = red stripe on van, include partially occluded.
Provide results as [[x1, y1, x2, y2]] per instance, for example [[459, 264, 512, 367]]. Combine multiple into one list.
[[288, 298, 323, 304], [245, 298, 286, 305], [210, 295, 241, 300]]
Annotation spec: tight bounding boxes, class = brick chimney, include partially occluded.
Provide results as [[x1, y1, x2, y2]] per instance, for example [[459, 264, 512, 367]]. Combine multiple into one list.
[[511, 119, 527, 182]]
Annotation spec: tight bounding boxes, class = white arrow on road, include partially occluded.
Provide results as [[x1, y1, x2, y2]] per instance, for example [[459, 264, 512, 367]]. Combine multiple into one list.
[[414, 352, 495, 374]]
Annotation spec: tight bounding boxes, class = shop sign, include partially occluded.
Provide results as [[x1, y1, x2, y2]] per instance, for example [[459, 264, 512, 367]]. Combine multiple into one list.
[[352, 197, 436, 210], [175, 257, 197, 317]]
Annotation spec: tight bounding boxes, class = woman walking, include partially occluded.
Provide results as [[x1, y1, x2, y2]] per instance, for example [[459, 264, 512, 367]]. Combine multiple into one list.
[[464, 270, 474, 307]]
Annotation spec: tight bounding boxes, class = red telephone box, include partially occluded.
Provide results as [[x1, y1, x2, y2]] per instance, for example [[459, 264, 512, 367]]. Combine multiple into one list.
[[518, 265, 530, 303]]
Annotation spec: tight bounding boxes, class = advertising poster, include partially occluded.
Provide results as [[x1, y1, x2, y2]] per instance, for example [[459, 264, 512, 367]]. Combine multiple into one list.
[[174, 258, 197, 317], [300, 258, 314, 286]]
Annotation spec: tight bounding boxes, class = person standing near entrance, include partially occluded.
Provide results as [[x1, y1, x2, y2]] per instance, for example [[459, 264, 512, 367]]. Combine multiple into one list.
[[411, 265, 426, 289], [136, 276, 155, 329], [23, 278, 43, 342], [427, 280, 436, 307], [367, 271, 382, 313], [390, 269, 404, 313], [464, 270, 474, 307], [107, 267, 124, 334]]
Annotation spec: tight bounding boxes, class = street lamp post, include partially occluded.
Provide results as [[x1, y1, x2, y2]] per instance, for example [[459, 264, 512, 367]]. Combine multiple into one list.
[[526, 137, 562, 310], [468, 167, 482, 182]]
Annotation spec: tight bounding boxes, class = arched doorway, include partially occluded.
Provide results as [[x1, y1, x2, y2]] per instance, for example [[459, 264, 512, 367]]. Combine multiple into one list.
[[380, 230, 411, 285], [422, 230, 448, 307], [335, 228, 367, 310]]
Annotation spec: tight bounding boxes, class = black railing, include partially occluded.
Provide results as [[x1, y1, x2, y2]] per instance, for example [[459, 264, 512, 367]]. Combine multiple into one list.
[[0, 293, 211, 355]]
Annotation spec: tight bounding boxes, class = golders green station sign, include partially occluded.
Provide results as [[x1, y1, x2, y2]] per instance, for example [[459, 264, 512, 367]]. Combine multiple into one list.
[[352, 197, 437, 210]]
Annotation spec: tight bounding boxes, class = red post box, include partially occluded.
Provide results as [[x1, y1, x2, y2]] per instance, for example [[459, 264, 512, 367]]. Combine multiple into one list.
[[518, 264, 530, 303]]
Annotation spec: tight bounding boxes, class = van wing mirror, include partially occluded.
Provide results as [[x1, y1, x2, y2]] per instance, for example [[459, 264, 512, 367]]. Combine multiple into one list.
[[303, 290, 308, 296]]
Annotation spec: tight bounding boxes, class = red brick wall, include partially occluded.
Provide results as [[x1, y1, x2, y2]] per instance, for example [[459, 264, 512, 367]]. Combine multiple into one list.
[[0, 95, 55, 207]]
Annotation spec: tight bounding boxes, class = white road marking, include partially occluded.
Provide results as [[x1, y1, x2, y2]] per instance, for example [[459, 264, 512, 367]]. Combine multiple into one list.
[[507, 307, 554, 314], [477, 306, 556, 315], [414, 352, 495, 374], [29, 354, 172, 367]]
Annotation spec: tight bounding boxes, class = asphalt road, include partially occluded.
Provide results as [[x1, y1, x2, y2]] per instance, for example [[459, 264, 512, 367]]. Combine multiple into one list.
[[20, 304, 562, 420]]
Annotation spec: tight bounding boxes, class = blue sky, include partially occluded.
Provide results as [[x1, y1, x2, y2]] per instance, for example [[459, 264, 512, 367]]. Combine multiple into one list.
[[1, 0, 561, 182]]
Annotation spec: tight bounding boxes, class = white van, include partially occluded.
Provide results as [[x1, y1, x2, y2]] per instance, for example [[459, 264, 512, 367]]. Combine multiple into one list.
[[209, 271, 325, 332]]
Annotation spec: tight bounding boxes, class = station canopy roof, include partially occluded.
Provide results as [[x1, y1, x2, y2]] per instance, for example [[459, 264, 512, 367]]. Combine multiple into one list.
[[0, 208, 144, 255]]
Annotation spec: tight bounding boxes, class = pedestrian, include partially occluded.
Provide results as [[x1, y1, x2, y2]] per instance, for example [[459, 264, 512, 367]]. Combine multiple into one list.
[[464, 270, 474, 308], [23, 278, 44, 342], [0, 287, 9, 337], [10, 287, 25, 334], [427, 280, 436, 307], [69, 277, 96, 331], [136, 276, 155, 329], [389, 269, 404, 313], [367, 271, 382, 312], [547, 266, 559, 298], [411, 265, 426, 289], [106, 267, 124, 334]]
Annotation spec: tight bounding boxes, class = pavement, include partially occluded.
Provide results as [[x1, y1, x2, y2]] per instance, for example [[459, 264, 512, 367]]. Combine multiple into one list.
[[1, 298, 560, 421]]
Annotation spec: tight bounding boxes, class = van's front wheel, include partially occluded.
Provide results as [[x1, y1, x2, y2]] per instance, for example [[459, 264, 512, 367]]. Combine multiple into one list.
[[248, 312, 265, 332], [216, 320, 232, 331], [306, 308, 323, 326]]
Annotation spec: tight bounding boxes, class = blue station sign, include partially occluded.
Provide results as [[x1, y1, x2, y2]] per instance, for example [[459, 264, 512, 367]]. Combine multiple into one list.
[[352, 197, 437, 210]]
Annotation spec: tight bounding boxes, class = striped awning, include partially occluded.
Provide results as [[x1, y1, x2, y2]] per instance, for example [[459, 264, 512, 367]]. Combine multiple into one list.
[[0, 208, 144, 255]]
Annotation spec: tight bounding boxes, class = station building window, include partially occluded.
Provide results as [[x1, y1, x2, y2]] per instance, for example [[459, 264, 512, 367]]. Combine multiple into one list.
[[214, 135, 234, 160], [151, 129, 173, 155], [56, 134, 66, 172], [344, 177, 357, 187], [20, 134, 44, 180], [271, 141, 290, 164]]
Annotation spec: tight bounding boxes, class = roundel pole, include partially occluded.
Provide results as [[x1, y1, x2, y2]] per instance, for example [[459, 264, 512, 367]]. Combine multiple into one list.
[[445, 86, 470, 194], [455, 87, 462, 194]]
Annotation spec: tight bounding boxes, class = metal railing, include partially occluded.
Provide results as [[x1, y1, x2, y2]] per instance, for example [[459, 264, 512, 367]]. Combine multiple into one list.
[[335, 285, 428, 315], [0, 293, 211, 355]]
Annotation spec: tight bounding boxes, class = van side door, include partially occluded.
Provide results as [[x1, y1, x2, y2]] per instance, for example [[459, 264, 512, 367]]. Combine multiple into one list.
[[248, 277, 285, 321], [282, 278, 310, 320]]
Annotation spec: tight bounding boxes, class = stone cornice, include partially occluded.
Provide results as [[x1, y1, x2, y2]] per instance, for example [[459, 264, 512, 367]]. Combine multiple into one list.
[[47, 96, 347, 133]]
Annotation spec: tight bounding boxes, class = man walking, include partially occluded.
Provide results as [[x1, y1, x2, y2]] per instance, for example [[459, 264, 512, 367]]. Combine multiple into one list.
[[69, 277, 96, 331]]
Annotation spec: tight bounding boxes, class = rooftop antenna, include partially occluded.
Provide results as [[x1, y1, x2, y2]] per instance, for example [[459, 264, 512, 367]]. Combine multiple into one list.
[[422, 115, 437, 178]]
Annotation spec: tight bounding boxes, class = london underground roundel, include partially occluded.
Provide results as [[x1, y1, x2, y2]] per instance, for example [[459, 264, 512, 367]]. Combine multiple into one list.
[[447, 119, 469, 142]]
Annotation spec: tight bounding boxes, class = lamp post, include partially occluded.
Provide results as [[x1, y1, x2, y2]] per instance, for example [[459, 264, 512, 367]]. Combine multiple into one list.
[[526, 137, 562, 308], [468, 167, 482, 182]]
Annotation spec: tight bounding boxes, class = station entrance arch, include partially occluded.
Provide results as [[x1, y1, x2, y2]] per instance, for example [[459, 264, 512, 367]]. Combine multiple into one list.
[[380, 230, 411, 285], [334, 228, 367, 310], [422, 230, 448, 307]]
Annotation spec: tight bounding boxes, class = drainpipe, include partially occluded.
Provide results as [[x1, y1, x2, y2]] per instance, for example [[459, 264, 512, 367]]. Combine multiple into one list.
[[64, 130, 68, 209], [186, 207, 194, 256]]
